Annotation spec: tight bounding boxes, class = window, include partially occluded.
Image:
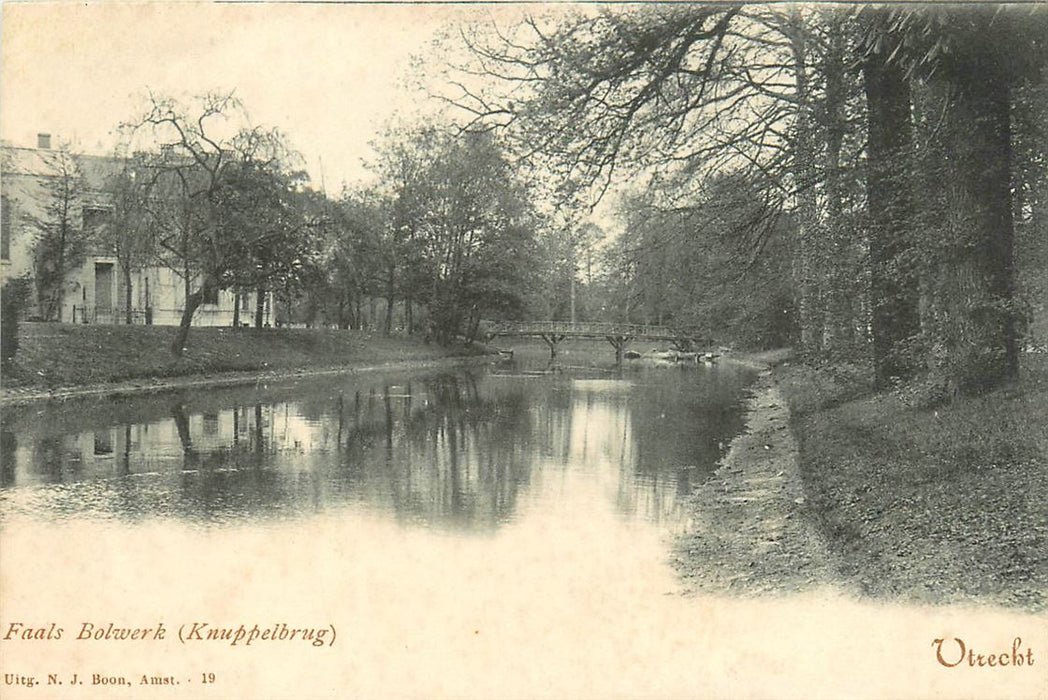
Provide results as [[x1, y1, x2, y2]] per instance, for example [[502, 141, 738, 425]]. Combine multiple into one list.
[[93, 431, 114, 456], [82, 206, 111, 233], [1, 195, 11, 260]]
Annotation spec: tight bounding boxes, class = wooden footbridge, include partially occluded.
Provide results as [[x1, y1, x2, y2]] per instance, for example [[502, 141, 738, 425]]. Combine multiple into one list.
[[483, 321, 705, 363]]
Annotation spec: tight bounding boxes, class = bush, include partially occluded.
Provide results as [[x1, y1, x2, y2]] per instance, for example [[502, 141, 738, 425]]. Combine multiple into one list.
[[1, 276, 33, 366]]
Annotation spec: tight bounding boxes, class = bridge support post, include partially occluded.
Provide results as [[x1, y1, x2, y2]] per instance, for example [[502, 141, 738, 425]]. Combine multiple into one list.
[[541, 333, 565, 360], [606, 335, 632, 365]]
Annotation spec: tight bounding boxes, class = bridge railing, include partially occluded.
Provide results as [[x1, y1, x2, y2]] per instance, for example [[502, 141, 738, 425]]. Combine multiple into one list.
[[484, 320, 702, 338]]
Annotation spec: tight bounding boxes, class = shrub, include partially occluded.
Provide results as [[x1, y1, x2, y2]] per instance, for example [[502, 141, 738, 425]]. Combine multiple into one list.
[[1, 276, 33, 367]]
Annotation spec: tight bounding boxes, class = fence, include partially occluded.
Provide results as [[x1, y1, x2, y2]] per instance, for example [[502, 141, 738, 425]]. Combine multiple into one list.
[[70, 305, 266, 327], [71, 305, 151, 325]]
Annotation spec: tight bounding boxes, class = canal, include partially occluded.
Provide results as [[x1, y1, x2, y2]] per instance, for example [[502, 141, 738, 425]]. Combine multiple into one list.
[[3, 347, 1030, 699], [0, 347, 755, 529], [0, 346, 759, 695]]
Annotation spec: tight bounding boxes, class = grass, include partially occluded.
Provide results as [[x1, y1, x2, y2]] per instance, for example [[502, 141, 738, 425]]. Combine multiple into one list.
[[2, 322, 483, 391], [778, 353, 1048, 610]]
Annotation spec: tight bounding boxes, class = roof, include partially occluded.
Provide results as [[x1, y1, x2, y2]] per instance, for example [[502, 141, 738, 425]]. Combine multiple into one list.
[[1, 145, 124, 191]]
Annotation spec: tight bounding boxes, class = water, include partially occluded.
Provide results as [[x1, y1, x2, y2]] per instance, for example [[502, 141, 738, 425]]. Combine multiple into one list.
[[0, 348, 756, 695], [2, 348, 1044, 698], [0, 348, 756, 531]]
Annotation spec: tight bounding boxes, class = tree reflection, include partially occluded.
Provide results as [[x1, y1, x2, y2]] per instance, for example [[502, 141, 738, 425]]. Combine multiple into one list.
[[170, 401, 198, 466], [34, 436, 69, 482], [328, 372, 535, 531], [120, 424, 132, 477], [1, 366, 756, 530], [1, 430, 16, 487]]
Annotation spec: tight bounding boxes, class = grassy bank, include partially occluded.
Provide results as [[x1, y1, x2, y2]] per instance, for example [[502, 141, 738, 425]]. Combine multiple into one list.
[[778, 354, 1048, 610], [1, 322, 483, 394]]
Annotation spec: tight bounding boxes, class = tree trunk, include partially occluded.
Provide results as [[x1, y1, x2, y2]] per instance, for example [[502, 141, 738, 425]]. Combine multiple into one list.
[[122, 264, 134, 325], [570, 274, 577, 324], [255, 284, 266, 329], [465, 305, 480, 344], [864, 46, 920, 386], [233, 289, 241, 328], [931, 70, 1018, 392], [336, 296, 348, 329], [54, 226, 68, 323], [144, 276, 152, 325], [787, 13, 824, 357], [171, 272, 205, 357], [384, 266, 395, 335], [170, 288, 204, 357], [820, 24, 853, 355], [345, 289, 358, 330]]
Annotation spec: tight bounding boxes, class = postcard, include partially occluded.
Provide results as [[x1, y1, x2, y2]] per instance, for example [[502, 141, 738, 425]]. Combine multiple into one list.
[[2, 3, 1045, 698]]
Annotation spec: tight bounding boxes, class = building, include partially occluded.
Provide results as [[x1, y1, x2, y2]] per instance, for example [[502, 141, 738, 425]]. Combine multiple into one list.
[[1, 134, 270, 327]]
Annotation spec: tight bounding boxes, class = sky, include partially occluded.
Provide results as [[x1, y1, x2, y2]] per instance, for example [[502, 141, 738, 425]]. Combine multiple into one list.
[[1, 2, 517, 191]]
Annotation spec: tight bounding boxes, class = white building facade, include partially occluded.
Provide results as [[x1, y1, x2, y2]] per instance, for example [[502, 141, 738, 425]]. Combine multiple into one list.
[[1, 135, 271, 327]]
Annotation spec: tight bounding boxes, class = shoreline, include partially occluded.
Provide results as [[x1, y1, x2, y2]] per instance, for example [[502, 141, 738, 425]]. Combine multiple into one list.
[[671, 347, 851, 597], [0, 354, 494, 407], [717, 347, 794, 372], [680, 347, 1048, 612], [1, 345, 788, 410]]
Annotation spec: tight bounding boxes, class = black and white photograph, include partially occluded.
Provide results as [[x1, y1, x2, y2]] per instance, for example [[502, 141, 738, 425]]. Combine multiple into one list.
[[1, 2, 1046, 698]]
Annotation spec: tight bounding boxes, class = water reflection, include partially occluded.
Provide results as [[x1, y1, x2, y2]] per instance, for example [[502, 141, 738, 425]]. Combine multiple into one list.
[[1, 359, 755, 534]]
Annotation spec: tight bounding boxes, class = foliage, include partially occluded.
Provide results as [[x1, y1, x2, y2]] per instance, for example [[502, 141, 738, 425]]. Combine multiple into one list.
[[447, 4, 1048, 394], [609, 175, 797, 348], [30, 145, 91, 321], [778, 355, 1048, 609], [368, 127, 542, 344], [123, 91, 311, 350], [525, 218, 603, 322], [418, 131, 540, 343], [370, 124, 437, 335], [1, 275, 33, 366], [211, 160, 319, 328], [305, 187, 386, 330], [99, 153, 162, 323]]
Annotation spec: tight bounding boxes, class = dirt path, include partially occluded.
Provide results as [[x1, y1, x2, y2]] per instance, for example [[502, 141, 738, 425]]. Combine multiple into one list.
[[672, 365, 850, 597]]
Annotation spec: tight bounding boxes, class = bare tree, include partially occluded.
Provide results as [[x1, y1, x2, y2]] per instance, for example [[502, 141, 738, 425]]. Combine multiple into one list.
[[31, 143, 89, 322], [101, 152, 160, 324], [124, 91, 300, 355]]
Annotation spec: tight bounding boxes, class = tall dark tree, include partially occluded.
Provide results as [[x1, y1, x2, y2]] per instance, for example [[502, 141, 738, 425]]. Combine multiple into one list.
[[860, 10, 921, 385], [212, 160, 316, 329], [372, 126, 438, 335], [415, 131, 540, 344], [868, 4, 1048, 392], [1012, 81, 1048, 347], [325, 188, 387, 330]]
